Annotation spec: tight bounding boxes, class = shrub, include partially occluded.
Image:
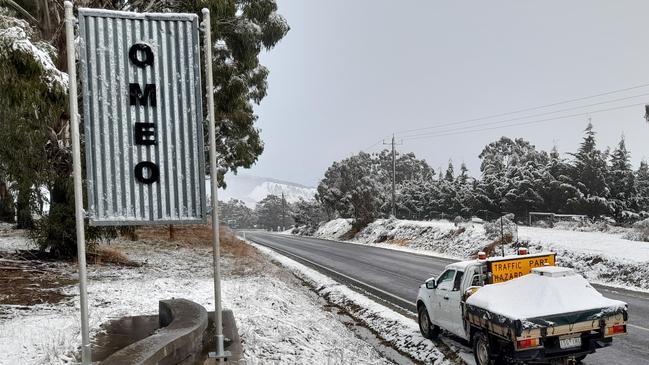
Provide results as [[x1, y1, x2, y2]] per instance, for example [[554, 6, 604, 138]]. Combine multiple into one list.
[[484, 213, 517, 240]]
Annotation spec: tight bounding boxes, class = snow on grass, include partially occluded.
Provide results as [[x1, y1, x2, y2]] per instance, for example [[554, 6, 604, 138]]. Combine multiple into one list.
[[312, 218, 353, 240], [248, 241, 455, 365], [350, 218, 490, 259], [0, 235, 394, 364], [0, 224, 35, 252], [518, 226, 649, 263]]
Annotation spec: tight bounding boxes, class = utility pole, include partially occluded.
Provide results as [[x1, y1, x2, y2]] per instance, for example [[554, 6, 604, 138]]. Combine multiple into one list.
[[281, 192, 286, 231], [383, 134, 402, 218]]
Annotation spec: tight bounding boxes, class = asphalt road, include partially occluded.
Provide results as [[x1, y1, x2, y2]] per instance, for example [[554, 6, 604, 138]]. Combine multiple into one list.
[[243, 231, 649, 365]]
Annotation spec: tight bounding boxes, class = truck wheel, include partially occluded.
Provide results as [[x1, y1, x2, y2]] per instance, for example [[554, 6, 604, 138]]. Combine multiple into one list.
[[473, 331, 493, 365], [418, 305, 439, 339]]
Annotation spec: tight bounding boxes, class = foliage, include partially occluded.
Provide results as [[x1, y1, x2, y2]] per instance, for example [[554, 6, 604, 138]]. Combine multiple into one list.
[[255, 194, 291, 230], [317, 152, 384, 228], [290, 198, 326, 233], [219, 198, 256, 228]]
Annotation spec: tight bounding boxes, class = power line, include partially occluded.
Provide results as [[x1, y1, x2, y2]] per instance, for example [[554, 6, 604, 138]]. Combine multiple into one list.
[[402, 102, 645, 141], [362, 134, 392, 151], [394, 82, 649, 135], [399, 92, 649, 139]]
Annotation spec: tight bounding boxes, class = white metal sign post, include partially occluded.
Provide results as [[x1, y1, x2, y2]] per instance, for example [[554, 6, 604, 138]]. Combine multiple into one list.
[[64, 3, 91, 363], [64, 2, 229, 363], [202, 8, 230, 362]]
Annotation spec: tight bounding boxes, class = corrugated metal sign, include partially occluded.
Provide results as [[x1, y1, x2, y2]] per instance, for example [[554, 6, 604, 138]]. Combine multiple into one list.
[[78, 8, 206, 225]]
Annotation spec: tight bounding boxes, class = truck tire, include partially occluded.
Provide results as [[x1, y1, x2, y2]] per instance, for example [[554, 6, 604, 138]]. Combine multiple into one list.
[[418, 305, 440, 339], [473, 331, 494, 365]]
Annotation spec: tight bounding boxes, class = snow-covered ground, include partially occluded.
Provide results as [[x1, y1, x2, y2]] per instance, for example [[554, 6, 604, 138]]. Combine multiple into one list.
[[0, 228, 399, 365], [249, 241, 455, 365], [311, 218, 354, 240], [0, 223, 35, 251], [308, 218, 649, 291]]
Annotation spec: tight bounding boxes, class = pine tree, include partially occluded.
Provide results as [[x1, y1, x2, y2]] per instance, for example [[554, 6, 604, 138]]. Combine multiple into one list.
[[457, 163, 469, 185], [568, 122, 611, 216], [608, 137, 637, 221], [636, 161, 649, 214], [445, 160, 455, 182]]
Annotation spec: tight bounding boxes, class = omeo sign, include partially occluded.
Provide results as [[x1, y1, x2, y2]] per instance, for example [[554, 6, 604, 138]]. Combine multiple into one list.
[[78, 9, 206, 225]]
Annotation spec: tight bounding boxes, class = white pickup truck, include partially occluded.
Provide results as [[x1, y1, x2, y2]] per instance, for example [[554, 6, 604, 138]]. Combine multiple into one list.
[[416, 252, 628, 365]]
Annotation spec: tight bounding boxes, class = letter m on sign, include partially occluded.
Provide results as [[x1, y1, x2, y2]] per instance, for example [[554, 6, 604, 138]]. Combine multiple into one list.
[[129, 83, 156, 107]]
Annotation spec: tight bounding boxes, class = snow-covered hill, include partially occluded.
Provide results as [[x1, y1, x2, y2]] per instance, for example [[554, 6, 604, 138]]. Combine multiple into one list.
[[213, 174, 316, 207]]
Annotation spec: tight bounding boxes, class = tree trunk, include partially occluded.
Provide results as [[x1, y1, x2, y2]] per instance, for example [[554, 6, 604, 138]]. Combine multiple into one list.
[[16, 183, 33, 229], [45, 180, 77, 257], [0, 181, 15, 223]]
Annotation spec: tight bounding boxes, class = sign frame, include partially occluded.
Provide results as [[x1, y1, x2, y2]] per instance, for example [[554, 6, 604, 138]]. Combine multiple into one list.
[[78, 8, 207, 226]]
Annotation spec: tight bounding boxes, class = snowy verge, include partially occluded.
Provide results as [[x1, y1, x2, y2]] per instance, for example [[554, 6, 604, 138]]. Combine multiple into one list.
[[308, 218, 649, 292], [247, 240, 459, 365], [0, 236, 395, 364]]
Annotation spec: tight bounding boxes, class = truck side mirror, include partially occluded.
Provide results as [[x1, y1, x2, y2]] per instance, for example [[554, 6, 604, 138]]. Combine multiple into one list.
[[425, 277, 436, 289]]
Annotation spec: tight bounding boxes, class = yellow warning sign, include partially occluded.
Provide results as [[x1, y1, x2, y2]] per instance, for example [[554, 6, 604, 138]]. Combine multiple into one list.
[[489, 254, 556, 284]]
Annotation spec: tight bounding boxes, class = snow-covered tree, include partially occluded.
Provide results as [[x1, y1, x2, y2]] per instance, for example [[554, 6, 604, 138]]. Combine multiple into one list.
[[0, 12, 68, 231], [219, 199, 256, 228], [567, 123, 611, 217], [608, 137, 637, 221], [255, 194, 291, 230], [317, 152, 383, 227], [635, 160, 649, 215], [290, 198, 326, 232]]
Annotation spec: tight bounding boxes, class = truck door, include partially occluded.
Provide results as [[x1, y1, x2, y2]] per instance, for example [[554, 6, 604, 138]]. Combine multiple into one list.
[[433, 269, 456, 329], [446, 271, 465, 338]]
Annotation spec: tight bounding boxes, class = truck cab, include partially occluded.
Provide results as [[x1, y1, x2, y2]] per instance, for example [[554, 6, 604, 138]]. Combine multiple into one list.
[[417, 260, 484, 341]]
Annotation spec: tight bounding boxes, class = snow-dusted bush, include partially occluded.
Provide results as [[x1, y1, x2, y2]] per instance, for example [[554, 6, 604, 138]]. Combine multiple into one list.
[[483, 214, 517, 240], [624, 218, 649, 242]]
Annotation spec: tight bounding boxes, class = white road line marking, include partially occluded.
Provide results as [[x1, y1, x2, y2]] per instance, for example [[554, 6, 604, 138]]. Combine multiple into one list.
[[628, 324, 649, 332], [248, 235, 418, 309]]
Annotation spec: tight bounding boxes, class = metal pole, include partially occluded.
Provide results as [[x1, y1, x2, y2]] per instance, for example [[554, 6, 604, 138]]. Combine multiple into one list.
[[500, 212, 505, 256], [391, 134, 396, 217], [64, 2, 91, 363], [202, 8, 230, 362]]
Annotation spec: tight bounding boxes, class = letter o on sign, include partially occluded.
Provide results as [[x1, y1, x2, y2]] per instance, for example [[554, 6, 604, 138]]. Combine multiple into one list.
[[134, 161, 159, 184], [129, 43, 154, 68]]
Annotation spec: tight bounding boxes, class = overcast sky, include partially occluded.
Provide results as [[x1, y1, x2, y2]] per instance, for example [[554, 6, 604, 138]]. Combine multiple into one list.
[[245, 1, 649, 187]]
